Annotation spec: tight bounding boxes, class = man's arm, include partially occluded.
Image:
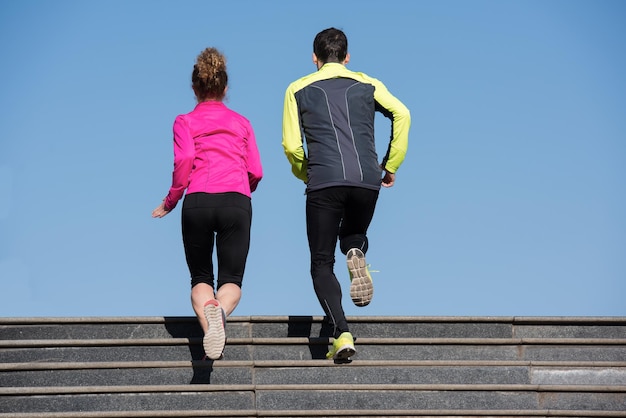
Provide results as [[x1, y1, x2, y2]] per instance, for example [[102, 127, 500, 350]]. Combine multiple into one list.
[[281, 86, 308, 182], [372, 80, 411, 174]]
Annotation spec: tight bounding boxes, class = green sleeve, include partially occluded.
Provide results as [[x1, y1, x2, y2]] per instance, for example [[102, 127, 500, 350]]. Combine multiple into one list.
[[281, 85, 308, 182], [372, 79, 411, 173]]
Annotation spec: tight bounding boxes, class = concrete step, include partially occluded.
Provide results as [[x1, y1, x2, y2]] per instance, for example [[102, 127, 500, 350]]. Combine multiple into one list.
[[3, 316, 626, 340], [1, 316, 625, 417], [2, 360, 626, 387], [0, 384, 625, 415], [3, 337, 626, 363]]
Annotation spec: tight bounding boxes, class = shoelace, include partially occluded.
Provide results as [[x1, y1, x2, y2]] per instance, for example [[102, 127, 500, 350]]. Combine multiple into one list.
[[368, 265, 379, 274]]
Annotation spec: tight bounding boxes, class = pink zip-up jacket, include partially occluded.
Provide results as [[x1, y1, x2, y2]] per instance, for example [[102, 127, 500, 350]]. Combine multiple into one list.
[[163, 101, 263, 211]]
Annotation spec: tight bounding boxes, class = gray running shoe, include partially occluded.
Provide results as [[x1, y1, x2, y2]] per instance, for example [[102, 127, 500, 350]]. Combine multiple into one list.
[[347, 248, 374, 307]]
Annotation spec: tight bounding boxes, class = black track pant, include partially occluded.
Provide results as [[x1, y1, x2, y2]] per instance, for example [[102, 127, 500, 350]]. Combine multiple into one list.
[[306, 186, 379, 337]]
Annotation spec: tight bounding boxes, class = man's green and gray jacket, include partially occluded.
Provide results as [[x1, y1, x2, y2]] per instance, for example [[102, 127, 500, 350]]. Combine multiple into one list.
[[282, 62, 411, 192]]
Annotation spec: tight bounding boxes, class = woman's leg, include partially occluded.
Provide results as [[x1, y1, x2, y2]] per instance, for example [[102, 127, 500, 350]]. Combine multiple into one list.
[[191, 283, 215, 334], [214, 193, 251, 316], [182, 194, 218, 335], [215, 283, 242, 316]]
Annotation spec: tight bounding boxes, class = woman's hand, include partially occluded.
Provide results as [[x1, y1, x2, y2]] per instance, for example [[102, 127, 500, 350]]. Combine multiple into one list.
[[152, 202, 171, 218]]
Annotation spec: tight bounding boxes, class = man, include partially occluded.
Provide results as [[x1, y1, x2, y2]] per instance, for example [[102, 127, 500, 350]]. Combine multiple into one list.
[[282, 27, 411, 360]]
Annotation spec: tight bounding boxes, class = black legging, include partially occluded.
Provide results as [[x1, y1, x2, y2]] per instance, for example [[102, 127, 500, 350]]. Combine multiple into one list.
[[306, 186, 379, 337], [181, 192, 252, 289]]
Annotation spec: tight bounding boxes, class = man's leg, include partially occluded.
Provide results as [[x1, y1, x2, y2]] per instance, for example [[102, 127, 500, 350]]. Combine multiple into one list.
[[339, 188, 379, 307], [338, 187, 379, 254], [306, 187, 349, 338]]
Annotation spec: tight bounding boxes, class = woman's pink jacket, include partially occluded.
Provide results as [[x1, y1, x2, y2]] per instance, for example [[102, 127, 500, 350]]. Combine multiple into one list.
[[164, 101, 263, 211]]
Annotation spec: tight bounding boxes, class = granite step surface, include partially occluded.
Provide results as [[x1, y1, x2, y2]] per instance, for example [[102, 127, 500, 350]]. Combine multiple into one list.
[[1, 316, 624, 417]]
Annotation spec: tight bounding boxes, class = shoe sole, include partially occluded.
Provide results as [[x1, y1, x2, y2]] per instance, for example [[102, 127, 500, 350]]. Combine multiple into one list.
[[333, 344, 356, 360], [347, 248, 373, 307], [203, 303, 225, 360]]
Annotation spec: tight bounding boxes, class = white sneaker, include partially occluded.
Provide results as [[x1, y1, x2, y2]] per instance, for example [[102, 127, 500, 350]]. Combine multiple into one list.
[[203, 299, 226, 360]]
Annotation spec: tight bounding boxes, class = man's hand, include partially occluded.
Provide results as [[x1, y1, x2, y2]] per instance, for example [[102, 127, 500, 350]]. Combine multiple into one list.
[[381, 170, 395, 188]]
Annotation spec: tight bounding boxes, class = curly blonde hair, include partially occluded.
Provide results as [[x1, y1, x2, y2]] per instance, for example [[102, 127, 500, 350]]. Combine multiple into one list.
[[192, 47, 228, 102]]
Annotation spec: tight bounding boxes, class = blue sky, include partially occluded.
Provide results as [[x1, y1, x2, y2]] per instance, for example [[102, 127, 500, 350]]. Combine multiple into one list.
[[1, 0, 624, 319]]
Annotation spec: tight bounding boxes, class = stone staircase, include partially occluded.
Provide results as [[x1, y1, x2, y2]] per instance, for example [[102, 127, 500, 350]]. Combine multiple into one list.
[[1, 315, 625, 417]]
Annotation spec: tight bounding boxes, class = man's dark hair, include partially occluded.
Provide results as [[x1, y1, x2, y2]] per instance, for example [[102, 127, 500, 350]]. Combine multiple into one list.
[[313, 27, 348, 64]]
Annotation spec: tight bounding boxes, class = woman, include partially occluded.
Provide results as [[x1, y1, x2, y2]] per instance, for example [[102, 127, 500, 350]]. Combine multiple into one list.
[[152, 47, 263, 360]]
